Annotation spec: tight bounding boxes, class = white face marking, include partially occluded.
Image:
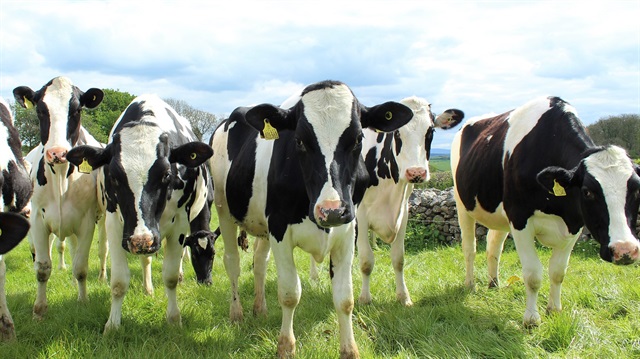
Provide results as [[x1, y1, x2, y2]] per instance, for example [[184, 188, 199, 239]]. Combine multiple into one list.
[[301, 84, 354, 203], [584, 146, 637, 245], [41, 77, 74, 150], [395, 96, 433, 179], [198, 237, 208, 250]]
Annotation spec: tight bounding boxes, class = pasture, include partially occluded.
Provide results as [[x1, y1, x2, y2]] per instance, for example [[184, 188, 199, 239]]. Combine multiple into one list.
[[1, 216, 639, 358]]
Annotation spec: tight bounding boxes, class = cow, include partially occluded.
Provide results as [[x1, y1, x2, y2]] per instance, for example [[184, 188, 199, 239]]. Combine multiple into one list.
[[66, 94, 213, 333], [450, 96, 640, 327], [210, 80, 414, 359], [0, 96, 33, 340], [13, 77, 105, 320], [353, 96, 463, 306]]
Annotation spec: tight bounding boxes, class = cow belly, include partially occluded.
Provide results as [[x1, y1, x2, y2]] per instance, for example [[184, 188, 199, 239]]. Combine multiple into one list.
[[464, 200, 510, 232], [528, 211, 579, 249], [360, 181, 410, 243]]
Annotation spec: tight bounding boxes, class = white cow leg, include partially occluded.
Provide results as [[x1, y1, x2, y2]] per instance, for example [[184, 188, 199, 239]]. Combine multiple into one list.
[[271, 238, 300, 359], [97, 216, 108, 282], [220, 219, 243, 322], [32, 219, 52, 320], [0, 258, 15, 341], [391, 213, 412, 306], [104, 243, 130, 333], [253, 237, 270, 317], [140, 256, 153, 296], [73, 221, 95, 302], [512, 229, 543, 328], [486, 230, 509, 288], [330, 225, 359, 359], [356, 216, 374, 304], [55, 236, 66, 270], [163, 237, 183, 326], [308, 254, 319, 281], [547, 234, 578, 315], [458, 209, 477, 290]]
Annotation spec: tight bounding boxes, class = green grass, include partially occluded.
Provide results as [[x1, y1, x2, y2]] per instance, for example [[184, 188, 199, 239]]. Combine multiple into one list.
[[428, 156, 451, 172], [1, 220, 639, 358]]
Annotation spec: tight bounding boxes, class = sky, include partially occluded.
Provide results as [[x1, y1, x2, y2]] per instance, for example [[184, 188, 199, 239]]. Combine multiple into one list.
[[1, 0, 639, 150]]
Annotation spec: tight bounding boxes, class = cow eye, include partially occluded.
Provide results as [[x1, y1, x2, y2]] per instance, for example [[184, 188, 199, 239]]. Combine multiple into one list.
[[295, 138, 306, 152], [162, 171, 172, 184], [582, 188, 595, 200]]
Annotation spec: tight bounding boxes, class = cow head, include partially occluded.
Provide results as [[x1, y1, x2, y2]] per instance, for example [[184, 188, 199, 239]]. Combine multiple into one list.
[[390, 96, 464, 184], [66, 127, 213, 255], [245, 80, 413, 227], [537, 145, 640, 264], [13, 76, 103, 165], [180, 229, 218, 285], [0, 212, 30, 255], [0, 97, 33, 213]]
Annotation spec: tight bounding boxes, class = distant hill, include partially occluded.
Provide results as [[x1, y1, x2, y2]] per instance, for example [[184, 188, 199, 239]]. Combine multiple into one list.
[[430, 148, 450, 157]]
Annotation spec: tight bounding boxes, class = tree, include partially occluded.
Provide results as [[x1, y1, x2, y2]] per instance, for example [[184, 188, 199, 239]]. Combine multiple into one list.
[[163, 98, 221, 141], [587, 114, 640, 159], [83, 89, 136, 143], [11, 102, 39, 153]]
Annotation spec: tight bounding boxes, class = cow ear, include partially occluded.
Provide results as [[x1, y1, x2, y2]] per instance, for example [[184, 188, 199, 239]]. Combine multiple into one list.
[[67, 145, 112, 172], [169, 142, 213, 167], [245, 104, 293, 140], [361, 101, 413, 132], [81, 88, 104, 109], [13, 86, 37, 109], [434, 109, 465, 130], [536, 166, 575, 197], [0, 212, 30, 254]]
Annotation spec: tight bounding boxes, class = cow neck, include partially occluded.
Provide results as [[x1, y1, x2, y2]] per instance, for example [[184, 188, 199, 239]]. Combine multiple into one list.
[[49, 161, 70, 237]]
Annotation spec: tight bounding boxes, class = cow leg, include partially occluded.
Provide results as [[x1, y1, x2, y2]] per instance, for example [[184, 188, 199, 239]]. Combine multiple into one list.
[[73, 220, 95, 302], [104, 215, 129, 333], [458, 209, 477, 290], [270, 237, 300, 359], [253, 237, 270, 317], [140, 256, 153, 296], [97, 215, 108, 282], [546, 233, 579, 315], [32, 218, 52, 320], [486, 230, 509, 288], [309, 254, 319, 281], [330, 224, 359, 359], [511, 229, 543, 328], [163, 237, 182, 326], [356, 214, 374, 304], [0, 258, 15, 341], [55, 236, 67, 270], [220, 218, 243, 322], [390, 211, 412, 306]]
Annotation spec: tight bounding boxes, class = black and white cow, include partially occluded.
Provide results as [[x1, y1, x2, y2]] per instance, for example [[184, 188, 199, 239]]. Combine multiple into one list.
[[13, 77, 105, 320], [0, 96, 33, 340], [451, 96, 640, 327], [354, 96, 463, 306], [66, 94, 213, 332], [210, 80, 413, 359]]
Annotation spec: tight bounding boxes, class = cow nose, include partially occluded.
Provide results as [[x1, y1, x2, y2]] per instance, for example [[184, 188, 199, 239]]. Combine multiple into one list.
[[45, 147, 68, 164], [315, 200, 346, 226], [128, 233, 158, 255], [611, 241, 640, 265], [405, 167, 427, 183]]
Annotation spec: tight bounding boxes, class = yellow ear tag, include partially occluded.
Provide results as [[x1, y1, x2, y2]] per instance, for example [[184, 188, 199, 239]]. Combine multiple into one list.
[[79, 158, 93, 174], [552, 180, 567, 197], [385, 111, 393, 120], [506, 275, 521, 287], [0, 227, 2, 237], [190, 152, 197, 160], [262, 119, 279, 140], [24, 97, 34, 109]]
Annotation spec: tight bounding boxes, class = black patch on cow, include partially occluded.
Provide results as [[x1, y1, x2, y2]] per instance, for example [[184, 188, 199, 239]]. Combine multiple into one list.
[[36, 157, 47, 186], [364, 147, 379, 187], [370, 133, 400, 184], [66, 163, 75, 178], [66, 88, 84, 146], [393, 130, 403, 155], [226, 123, 258, 225], [37, 102, 52, 145], [425, 127, 435, 160], [376, 132, 384, 143], [113, 101, 155, 135]]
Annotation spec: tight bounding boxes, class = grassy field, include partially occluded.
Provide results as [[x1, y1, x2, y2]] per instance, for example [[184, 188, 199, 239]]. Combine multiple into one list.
[[428, 156, 451, 172], [1, 221, 639, 358]]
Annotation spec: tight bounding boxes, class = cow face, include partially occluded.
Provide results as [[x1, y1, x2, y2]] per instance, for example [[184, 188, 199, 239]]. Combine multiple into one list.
[[0, 97, 33, 213], [180, 229, 218, 285], [537, 146, 640, 264], [245, 81, 413, 227], [391, 97, 464, 184], [13, 77, 103, 165], [67, 127, 213, 255]]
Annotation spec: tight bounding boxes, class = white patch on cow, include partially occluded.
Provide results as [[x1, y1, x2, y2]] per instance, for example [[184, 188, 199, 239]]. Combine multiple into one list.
[[584, 146, 638, 245], [395, 96, 433, 180], [41, 77, 74, 151], [197, 237, 208, 250], [503, 96, 554, 162], [118, 124, 162, 238], [0, 117, 14, 173], [301, 84, 354, 204]]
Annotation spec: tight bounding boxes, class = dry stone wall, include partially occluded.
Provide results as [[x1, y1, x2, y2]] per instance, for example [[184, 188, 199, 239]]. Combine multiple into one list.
[[408, 187, 640, 244]]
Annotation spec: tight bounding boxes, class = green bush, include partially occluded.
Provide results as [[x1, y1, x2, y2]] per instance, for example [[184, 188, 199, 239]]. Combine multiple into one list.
[[423, 171, 453, 190]]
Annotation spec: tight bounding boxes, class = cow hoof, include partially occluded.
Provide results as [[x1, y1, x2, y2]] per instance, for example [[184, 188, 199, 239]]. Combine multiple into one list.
[[340, 346, 360, 359], [167, 313, 182, 326], [488, 278, 499, 288], [397, 296, 413, 307], [0, 315, 16, 341], [253, 300, 268, 317], [32, 304, 48, 320], [523, 314, 541, 329], [277, 335, 296, 359], [358, 293, 372, 305]]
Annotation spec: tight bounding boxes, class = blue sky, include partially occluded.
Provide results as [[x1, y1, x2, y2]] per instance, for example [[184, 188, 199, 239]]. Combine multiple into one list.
[[1, 0, 639, 150]]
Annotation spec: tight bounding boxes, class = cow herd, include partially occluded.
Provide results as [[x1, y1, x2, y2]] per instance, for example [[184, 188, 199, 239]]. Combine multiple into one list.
[[0, 76, 638, 358]]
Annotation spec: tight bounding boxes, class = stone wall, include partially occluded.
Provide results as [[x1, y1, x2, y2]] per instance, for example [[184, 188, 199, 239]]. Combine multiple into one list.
[[408, 187, 640, 244]]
